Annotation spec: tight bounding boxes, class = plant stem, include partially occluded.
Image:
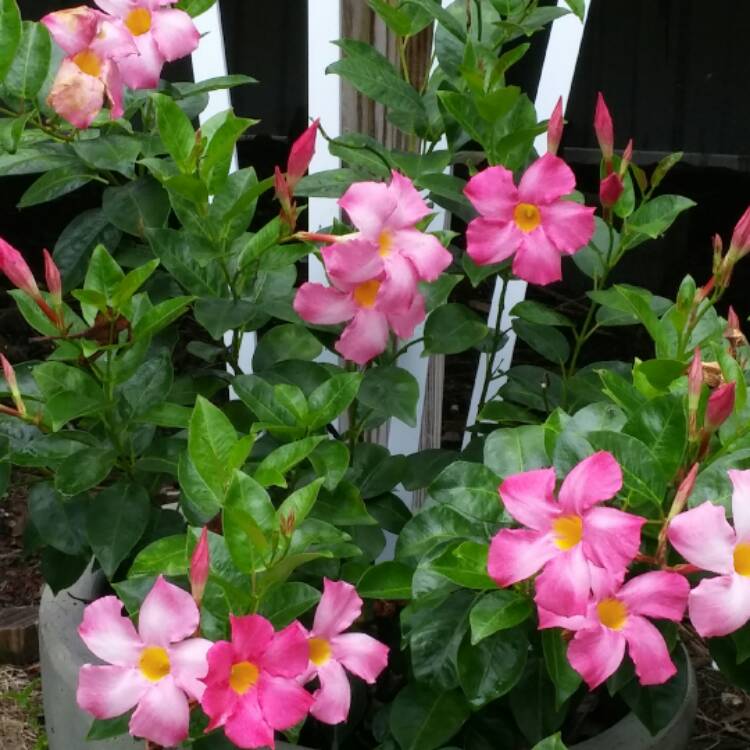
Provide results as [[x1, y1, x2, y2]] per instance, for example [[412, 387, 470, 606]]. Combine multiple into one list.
[[476, 275, 509, 418]]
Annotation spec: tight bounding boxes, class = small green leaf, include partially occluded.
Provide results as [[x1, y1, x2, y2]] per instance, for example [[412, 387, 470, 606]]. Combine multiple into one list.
[[357, 561, 413, 599], [152, 93, 196, 171], [276, 478, 325, 528], [469, 590, 534, 643], [258, 582, 320, 628], [17, 168, 94, 208], [129, 535, 187, 577]]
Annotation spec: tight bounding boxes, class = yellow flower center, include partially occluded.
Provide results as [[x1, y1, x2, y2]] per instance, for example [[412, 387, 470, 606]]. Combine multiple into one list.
[[353, 279, 380, 309], [229, 661, 260, 695], [734, 543, 750, 576], [125, 7, 152, 36], [73, 50, 102, 78], [378, 231, 393, 258], [139, 646, 170, 682], [551, 514, 583, 551], [514, 202, 541, 233], [308, 637, 332, 666], [597, 598, 628, 631]]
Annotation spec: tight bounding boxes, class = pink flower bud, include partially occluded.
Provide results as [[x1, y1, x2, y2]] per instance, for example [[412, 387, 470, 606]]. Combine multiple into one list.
[[0, 237, 40, 299], [706, 381, 735, 431], [674, 463, 699, 512], [599, 172, 623, 208], [274, 166, 296, 229], [189, 527, 210, 607], [286, 118, 319, 191], [43, 249, 62, 307], [687, 348, 702, 436], [594, 92, 614, 165], [546, 97, 564, 156], [712, 234, 724, 275], [730, 205, 750, 259], [619, 138, 633, 176], [1, 354, 25, 417], [728, 306, 741, 332]]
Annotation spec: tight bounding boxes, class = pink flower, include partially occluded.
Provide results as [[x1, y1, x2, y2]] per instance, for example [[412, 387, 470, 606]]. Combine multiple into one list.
[[190, 527, 210, 607], [464, 154, 595, 285], [668, 469, 750, 637], [77, 576, 212, 747], [302, 579, 388, 725], [287, 119, 319, 191], [538, 571, 689, 689], [547, 96, 564, 155], [706, 382, 735, 431], [488, 452, 645, 615], [594, 92, 614, 165], [294, 274, 425, 365], [94, 0, 200, 90], [200, 615, 313, 749], [599, 172, 623, 208]]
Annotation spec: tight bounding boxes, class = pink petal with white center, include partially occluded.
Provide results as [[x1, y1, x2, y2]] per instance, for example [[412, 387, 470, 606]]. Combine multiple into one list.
[[583, 506, 644, 573], [313, 579, 363, 639], [48, 59, 105, 130], [78, 596, 143, 667], [392, 229, 452, 282], [77, 664, 148, 718], [258, 673, 314, 729], [169, 637, 212, 701], [387, 291, 425, 340], [499, 467, 558, 531], [294, 283, 356, 325], [151, 7, 200, 60], [118, 32, 163, 89], [310, 658, 351, 725], [89, 18, 139, 61], [336, 308, 389, 365], [512, 228, 563, 285], [534, 544, 592, 616], [518, 153, 576, 205], [380, 251, 419, 309], [383, 171, 430, 229], [42, 8, 98, 55], [322, 239, 383, 285], [138, 576, 199, 647], [262, 621, 311, 679], [730, 469, 750, 540], [536, 607, 588, 631], [339, 181, 395, 240], [465, 217, 520, 266], [667, 502, 735, 575], [567, 625, 626, 690], [558, 452, 622, 515], [102, 59, 125, 120], [487, 528, 557, 587], [231, 615, 275, 663], [129, 676, 190, 747], [688, 573, 750, 638], [330, 632, 389, 682], [623, 616, 677, 686], [464, 165, 519, 220], [224, 691, 275, 750], [93, 0, 132, 17], [540, 200, 596, 254], [617, 571, 689, 621]]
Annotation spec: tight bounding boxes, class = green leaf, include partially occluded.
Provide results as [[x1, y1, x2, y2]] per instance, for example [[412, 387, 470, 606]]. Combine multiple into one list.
[[429, 540, 495, 589], [357, 561, 413, 599], [73, 135, 142, 178], [178, 452, 222, 524], [129, 534, 187, 577], [0, 0, 22, 80], [420, 273, 462, 313], [512, 300, 573, 327], [484, 425, 548, 478], [255, 437, 324, 488], [28, 482, 87, 555], [133, 296, 193, 338], [563, 0, 585, 20], [189, 396, 237, 497], [5, 21, 51, 99], [171, 73, 256, 95], [312, 481, 376, 526], [276, 478, 325, 527], [294, 168, 360, 199], [86, 714, 131, 741], [103, 177, 171, 238], [368, 0, 432, 36], [513, 319, 570, 363], [650, 152, 683, 191], [195, 298, 264, 340], [86, 482, 150, 578], [403, 449, 459, 491], [308, 373, 362, 430], [209, 169, 271, 244], [17, 167, 94, 208], [368, 492, 412, 534], [55, 448, 117, 495], [257, 582, 320, 628], [532, 735, 568, 750], [350, 442, 407, 499], [309, 440, 349, 491], [425, 303, 488, 354], [253, 324, 322, 372], [358, 366, 419, 427], [152, 93, 196, 171], [510, 658, 568, 746], [429, 460, 502, 522], [469, 590, 534, 643], [234, 374, 297, 427], [402, 0, 467, 40], [542, 629, 582, 710], [625, 195, 695, 243], [201, 112, 255, 192], [389, 684, 470, 750]]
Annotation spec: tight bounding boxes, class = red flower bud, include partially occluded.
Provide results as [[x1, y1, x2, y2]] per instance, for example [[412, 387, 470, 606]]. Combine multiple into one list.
[[547, 97, 564, 156], [0, 237, 40, 299], [619, 139, 633, 176], [730, 205, 750, 259], [594, 92, 614, 166], [706, 381, 735, 431], [599, 172, 623, 208], [0, 354, 25, 417], [286, 118, 319, 191], [43, 249, 62, 308], [189, 527, 210, 607]]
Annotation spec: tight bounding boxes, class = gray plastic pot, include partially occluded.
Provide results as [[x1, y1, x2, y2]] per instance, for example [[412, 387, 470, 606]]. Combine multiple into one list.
[[40, 569, 696, 750]]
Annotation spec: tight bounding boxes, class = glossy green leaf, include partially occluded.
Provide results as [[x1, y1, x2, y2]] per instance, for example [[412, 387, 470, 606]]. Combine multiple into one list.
[[55, 448, 117, 495], [72, 135, 142, 178], [253, 325, 322, 372], [257, 581, 320, 628], [28, 482, 88, 555], [429, 540, 495, 589], [358, 365, 419, 428], [5, 21, 51, 99], [357, 561, 413, 599], [0, 0, 22, 80], [308, 373, 362, 430], [254, 436, 324, 488], [469, 590, 534, 643], [103, 177, 171, 238], [276, 477, 325, 528], [189, 396, 237, 497], [484, 425, 548, 478], [153, 92, 196, 171], [17, 168, 94, 208], [129, 534, 187, 577], [542, 629, 582, 709], [133, 296, 193, 338], [425, 303, 488, 354]]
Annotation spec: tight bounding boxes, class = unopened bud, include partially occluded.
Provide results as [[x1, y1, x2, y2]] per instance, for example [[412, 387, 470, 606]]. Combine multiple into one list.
[[729, 205, 750, 259], [594, 92, 614, 167], [189, 527, 210, 607], [712, 234, 724, 275], [43, 249, 62, 308], [676, 275, 696, 313], [547, 97, 564, 156], [280, 511, 296, 537], [0, 354, 25, 417], [706, 381, 735, 431], [599, 173, 623, 208], [619, 139, 633, 177], [672, 463, 699, 518], [286, 118, 319, 191], [687, 348, 702, 437]]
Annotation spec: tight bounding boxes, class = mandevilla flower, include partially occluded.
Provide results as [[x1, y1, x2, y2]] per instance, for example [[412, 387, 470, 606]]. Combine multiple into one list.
[[464, 154, 595, 285], [668, 469, 750, 637], [488, 452, 645, 615], [77, 576, 212, 747], [200, 615, 313, 749], [538, 571, 689, 689], [303, 579, 388, 725]]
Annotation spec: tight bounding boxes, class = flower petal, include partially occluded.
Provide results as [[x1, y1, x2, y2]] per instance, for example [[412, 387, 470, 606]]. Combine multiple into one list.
[[89, 18, 139, 61], [392, 229, 452, 282], [730, 469, 750, 541], [78, 596, 143, 667], [129, 677, 190, 747], [667, 502, 735, 574], [48, 59, 105, 130], [200, 644, 238, 731], [330, 632, 389, 683], [202, 640, 234, 687], [383, 171, 430, 229], [512, 229, 563, 285], [339, 180, 396, 240], [518, 153, 576, 205], [138, 576, 199, 647], [262, 621, 310, 679], [118, 31, 163, 90], [102, 59, 125, 120], [386, 291, 425, 340], [466, 217, 520, 266], [310, 658, 351, 725], [77, 665, 147, 719], [464, 165, 519, 220], [312, 579, 363, 639], [231, 614, 274, 663], [536, 607, 589, 632], [322, 239, 383, 285], [534, 544, 592, 616], [294, 282, 356, 325], [93, 0, 132, 17], [42, 8, 98, 55], [258, 673, 314, 730], [617, 571, 689, 621], [567, 625, 626, 690], [487, 528, 557, 587], [623, 615, 677, 686], [379, 251, 419, 310], [169, 637, 212, 701], [558, 452, 623, 515], [499, 467, 558, 531], [688, 573, 750, 638], [151, 8, 200, 61], [336, 308, 389, 365], [540, 200, 596, 254], [583, 506, 644, 574], [224, 691, 275, 750]]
